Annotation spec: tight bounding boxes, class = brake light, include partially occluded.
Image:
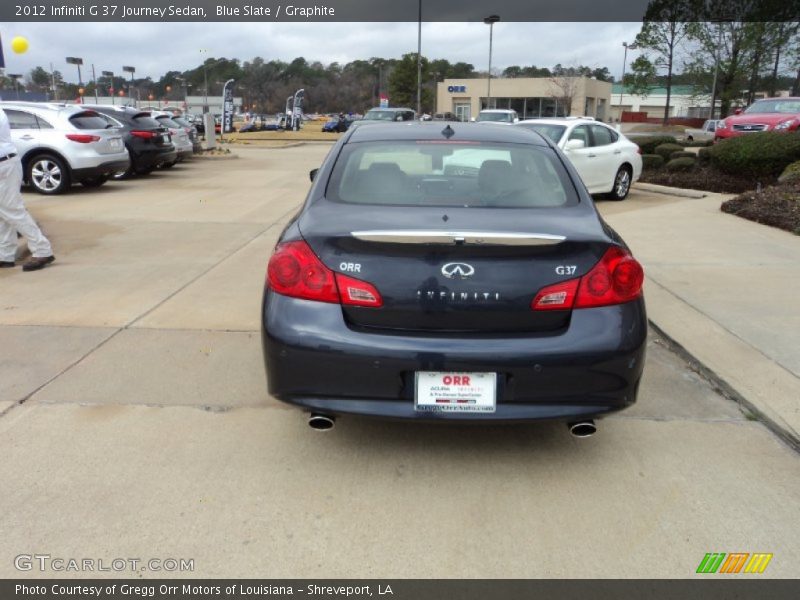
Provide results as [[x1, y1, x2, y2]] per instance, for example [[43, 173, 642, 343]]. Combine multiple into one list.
[[532, 247, 643, 311], [130, 130, 158, 139], [267, 240, 384, 308], [65, 134, 101, 143]]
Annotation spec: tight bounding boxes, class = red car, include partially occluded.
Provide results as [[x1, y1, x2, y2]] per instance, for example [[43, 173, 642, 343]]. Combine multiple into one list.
[[715, 97, 800, 140]]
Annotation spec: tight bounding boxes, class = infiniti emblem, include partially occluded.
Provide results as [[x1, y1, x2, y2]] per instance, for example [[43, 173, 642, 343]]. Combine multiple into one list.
[[442, 262, 475, 279]]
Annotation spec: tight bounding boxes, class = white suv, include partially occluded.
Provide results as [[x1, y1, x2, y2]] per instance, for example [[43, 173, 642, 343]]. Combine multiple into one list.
[[0, 101, 130, 194]]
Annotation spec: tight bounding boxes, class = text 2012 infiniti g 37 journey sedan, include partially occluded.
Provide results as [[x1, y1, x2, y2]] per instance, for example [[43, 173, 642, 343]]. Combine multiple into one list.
[[261, 123, 646, 433]]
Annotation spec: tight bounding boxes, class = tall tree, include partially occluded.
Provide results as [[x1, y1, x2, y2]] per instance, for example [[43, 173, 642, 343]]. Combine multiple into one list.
[[635, 0, 702, 124], [388, 53, 431, 110]]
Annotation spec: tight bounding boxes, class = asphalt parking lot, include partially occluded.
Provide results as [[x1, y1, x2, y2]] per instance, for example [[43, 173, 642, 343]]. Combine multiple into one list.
[[1, 145, 798, 578]]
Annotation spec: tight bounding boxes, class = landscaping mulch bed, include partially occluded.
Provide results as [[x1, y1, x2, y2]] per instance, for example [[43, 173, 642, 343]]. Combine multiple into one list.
[[640, 166, 773, 194], [720, 181, 800, 234]]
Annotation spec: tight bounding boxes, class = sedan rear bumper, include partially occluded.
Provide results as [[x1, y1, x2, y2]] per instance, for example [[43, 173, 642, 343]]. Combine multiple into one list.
[[262, 292, 647, 421]]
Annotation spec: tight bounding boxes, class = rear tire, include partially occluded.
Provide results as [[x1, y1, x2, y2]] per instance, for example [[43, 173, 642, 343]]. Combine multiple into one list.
[[27, 154, 71, 195], [607, 166, 632, 201]]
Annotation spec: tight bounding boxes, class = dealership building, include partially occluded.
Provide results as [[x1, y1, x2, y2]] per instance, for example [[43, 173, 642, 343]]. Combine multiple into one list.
[[436, 77, 613, 122]]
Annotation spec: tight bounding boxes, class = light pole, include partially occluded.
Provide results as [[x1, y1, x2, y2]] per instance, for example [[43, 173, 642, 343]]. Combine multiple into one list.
[[484, 15, 500, 110], [122, 65, 136, 104], [619, 41, 638, 118], [66, 57, 83, 103], [102, 70, 115, 105], [200, 48, 211, 114], [416, 0, 422, 116]]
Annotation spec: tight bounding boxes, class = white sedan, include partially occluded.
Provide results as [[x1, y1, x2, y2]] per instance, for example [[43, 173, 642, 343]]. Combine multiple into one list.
[[515, 118, 642, 200]]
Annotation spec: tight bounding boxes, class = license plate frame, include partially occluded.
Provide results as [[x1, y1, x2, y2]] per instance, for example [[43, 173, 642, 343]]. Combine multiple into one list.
[[414, 371, 497, 414]]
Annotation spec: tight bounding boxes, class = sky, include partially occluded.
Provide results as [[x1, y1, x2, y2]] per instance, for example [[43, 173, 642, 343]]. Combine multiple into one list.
[[1, 22, 646, 83]]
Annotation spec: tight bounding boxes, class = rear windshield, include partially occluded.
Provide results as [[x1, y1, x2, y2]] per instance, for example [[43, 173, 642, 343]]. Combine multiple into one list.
[[132, 115, 162, 128], [69, 112, 112, 129], [364, 110, 412, 122], [477, 112, 514, 122], [326, 141, 578, 208], [155, 116, 181, 128], [516, 123, 567, 143]]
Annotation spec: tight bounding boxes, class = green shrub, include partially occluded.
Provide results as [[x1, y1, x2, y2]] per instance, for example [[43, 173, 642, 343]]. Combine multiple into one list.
[[670, 151, 696, 160], [666, 157, 696, 172], [698, 147, 712, 165], [634, 135, 678, 155], [642, 154, 665, 170], [709, 132, 800, 178], [655, 143, 686, 160], [777, 159, 800, 183]]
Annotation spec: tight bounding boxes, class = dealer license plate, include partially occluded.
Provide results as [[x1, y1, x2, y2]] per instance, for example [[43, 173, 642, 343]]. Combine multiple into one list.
[[414, 371, 497, 413]]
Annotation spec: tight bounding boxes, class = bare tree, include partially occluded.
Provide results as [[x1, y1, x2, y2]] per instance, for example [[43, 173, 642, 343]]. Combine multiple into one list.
[[548, 75, 580, 116]]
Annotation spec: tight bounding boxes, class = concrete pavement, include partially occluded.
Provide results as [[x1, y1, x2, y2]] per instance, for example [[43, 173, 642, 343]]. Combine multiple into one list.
[[0, 146, 798, 578], [599, 190, 800, 449]]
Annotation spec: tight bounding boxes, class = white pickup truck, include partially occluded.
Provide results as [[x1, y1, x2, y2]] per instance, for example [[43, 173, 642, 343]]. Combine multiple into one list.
[[684, 120, 719, 142]]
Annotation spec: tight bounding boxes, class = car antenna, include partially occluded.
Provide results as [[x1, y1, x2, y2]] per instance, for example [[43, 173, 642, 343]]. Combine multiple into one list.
[[441, 125, 455, 139]]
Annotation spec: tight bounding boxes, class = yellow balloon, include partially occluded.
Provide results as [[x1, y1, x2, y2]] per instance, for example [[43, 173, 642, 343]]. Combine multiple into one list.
[[11, 36, 29, 54]]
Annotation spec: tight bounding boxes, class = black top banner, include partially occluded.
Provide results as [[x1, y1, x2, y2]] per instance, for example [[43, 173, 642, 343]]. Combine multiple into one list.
[[3, 0, 799, 22]]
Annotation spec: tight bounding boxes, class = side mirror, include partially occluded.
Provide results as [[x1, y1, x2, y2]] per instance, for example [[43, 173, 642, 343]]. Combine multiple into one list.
[[565, 139, 586, 150], [734, 108, 743, 115], [309, 168, 319, 182]]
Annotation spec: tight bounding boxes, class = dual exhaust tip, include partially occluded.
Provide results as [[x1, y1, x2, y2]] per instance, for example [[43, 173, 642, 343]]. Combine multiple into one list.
[[308, 413, 596, 438], [308, 413, 336, 431]]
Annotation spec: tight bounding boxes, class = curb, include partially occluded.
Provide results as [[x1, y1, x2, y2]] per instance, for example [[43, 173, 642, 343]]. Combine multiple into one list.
[[643, 276, 800, 453], [634, 182, 707, 199], [649, 320, 800, 453], [193, 152, 239, 160]]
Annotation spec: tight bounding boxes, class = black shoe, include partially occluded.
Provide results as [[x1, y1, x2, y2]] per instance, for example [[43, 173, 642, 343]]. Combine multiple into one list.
[[0, 261, 14, 268], [22, 256, 55, 272]]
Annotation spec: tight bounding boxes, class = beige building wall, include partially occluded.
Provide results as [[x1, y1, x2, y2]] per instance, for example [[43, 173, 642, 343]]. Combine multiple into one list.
[[436, 77, 613, 122]]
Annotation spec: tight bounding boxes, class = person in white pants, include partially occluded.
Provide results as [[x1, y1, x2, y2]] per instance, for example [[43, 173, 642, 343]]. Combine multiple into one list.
[[0, 107, 55, 272]]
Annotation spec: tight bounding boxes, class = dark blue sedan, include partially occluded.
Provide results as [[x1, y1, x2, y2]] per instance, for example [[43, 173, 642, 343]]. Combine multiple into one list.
[[261, 123, 646, 435]]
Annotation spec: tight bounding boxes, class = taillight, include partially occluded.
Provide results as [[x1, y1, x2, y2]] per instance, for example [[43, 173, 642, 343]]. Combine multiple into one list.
[[532, 247, 643, 311], [531, 279, 579, 311], [335, 273, 383, 307], [65, 134, 101, 143], [636, 146, 643, 155], [130, 130, 157, 139], [267, 241, 383, 307], [267, 241, 339, 303]]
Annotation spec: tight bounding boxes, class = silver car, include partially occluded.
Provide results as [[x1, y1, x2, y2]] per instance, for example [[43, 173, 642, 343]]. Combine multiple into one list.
[[0, 101, 130, 194], [150, 112, 194, 165]]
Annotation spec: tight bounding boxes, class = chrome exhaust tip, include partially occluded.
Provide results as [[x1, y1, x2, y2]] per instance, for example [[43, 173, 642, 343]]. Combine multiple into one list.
[[568, 420, 596, 438], [308, 413, 335, 431]]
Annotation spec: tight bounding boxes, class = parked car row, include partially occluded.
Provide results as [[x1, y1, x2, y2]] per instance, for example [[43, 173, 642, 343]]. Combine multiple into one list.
[[0, 101, 199, 194]]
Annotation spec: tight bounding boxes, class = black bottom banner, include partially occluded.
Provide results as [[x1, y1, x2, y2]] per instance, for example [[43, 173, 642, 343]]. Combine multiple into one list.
[[2, 579, 798, 600]]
